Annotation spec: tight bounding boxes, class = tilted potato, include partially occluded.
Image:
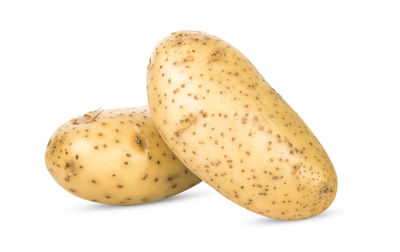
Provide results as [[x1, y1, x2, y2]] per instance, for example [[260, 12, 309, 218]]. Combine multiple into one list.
[[45, 107, 201, 205], [147, 31, 337, 220]]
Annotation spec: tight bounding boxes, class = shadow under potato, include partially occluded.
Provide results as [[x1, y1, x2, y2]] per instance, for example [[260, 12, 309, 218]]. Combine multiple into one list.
[[244, 208, 345, 225], [68, 187, 208, 212]]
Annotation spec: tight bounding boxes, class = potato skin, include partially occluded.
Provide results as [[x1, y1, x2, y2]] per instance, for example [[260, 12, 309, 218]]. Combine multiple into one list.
[[45, 107, 200, 205], [147, 31, 337, 220]]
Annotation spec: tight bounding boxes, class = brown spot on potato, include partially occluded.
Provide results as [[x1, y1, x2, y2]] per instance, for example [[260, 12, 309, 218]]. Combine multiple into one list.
[[174, 113, 197, 137], [320, 185, 330, 194], [209, 48, 225, 62]]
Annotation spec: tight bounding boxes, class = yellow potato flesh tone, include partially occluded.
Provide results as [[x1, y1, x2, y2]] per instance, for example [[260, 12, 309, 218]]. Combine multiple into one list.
[[147, 31, 337, 220], [45, 107, 200, 205]]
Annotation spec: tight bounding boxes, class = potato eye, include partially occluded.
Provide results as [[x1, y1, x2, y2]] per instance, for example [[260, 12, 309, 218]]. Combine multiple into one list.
[[135, 136, 142, 145]]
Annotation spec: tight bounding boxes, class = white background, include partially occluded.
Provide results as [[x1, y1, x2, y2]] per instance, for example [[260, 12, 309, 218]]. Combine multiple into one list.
[[1, 0, 399, 251]]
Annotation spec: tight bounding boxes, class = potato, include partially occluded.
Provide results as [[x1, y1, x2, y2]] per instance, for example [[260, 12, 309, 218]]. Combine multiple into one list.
[[147, 31, 337, 220], [45, 107, 201, 205]]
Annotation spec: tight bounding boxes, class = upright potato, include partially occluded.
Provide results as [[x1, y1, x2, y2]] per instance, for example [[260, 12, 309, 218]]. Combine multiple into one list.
[[45, 107, 200, 205], [147, 31, 337, 220]]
